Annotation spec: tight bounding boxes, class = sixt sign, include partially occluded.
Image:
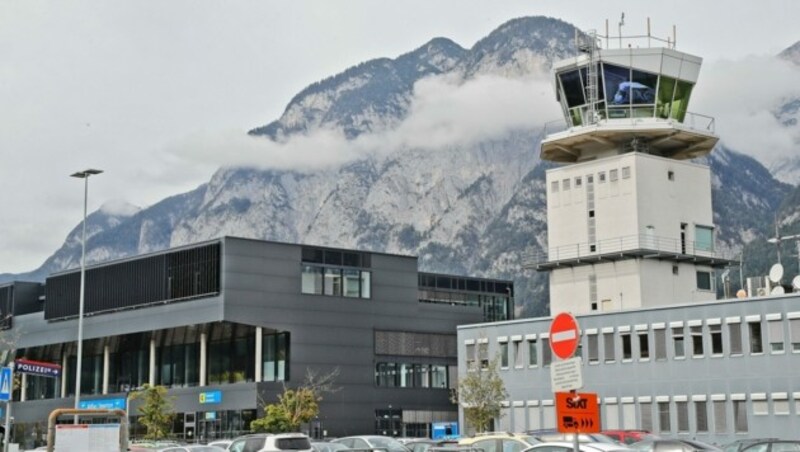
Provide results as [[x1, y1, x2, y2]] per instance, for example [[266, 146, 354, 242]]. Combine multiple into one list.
[[15, 359, 62, 378]]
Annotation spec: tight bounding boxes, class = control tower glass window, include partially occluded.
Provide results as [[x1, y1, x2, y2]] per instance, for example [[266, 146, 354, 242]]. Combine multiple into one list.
[[603, 64, 658, 119]]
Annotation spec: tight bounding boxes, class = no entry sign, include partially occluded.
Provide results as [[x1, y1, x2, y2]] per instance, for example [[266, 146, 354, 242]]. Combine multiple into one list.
[[549, 312, 580, 360]]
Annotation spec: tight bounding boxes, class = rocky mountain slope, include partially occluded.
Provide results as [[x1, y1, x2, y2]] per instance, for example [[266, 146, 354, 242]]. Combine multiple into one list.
[[2, 17, 797, 317]]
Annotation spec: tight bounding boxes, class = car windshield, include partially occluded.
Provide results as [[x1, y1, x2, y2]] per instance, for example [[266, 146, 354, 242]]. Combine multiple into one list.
[[369, 437, 410, 452], [278, 438, 312, 450]]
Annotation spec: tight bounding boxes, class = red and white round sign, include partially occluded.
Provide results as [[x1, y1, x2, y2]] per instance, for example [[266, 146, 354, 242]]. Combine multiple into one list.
[[549, 312, 580, 360]]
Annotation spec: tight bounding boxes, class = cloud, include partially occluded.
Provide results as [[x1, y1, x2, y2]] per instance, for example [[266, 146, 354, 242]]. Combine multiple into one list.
[[692, 55, 800, 164], [166, 73, 561, 172]]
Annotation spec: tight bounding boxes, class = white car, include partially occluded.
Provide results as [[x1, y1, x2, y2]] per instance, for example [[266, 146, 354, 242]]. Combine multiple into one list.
[[332, 435, 410, 452], [227, 433, 313, 452], [523, 442, 636, 452]]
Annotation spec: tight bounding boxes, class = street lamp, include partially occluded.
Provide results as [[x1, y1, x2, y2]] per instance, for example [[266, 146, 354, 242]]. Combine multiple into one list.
[[70, 169, 103, 420]]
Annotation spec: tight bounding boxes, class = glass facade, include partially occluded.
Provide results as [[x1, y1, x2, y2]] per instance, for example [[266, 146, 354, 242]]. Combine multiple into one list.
[[262, 332, 289, 382], [375, 362, 450, 389], [302, 265, 371, 298], [557, 62, 696, 127], [417, 273, 513, 322]]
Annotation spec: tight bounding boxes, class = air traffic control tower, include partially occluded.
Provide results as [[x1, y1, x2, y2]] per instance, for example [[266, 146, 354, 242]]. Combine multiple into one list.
[[533, 23, 736, 315]]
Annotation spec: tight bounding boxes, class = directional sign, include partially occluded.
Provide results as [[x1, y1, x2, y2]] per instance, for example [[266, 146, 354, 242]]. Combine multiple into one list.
[[556, 392, 599, 433], [0, 367, 12, 402], [549, 312, 580, 360], [550, 356, 583, 392]]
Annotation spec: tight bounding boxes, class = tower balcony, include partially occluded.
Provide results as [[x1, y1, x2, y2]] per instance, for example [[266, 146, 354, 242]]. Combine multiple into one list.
[[523, 233, 738, 271]]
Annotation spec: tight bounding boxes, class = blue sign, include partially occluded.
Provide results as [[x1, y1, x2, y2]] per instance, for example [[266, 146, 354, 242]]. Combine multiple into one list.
[[205, 411, 217, 420], [199, 390, 222, 404], [78, 398, 127, 410], [432, 422, 459, 440], [0, 367, 12, 402]]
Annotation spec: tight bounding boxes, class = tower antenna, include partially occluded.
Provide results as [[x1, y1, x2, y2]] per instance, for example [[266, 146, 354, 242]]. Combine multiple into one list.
[[618, 12, 625, 48]]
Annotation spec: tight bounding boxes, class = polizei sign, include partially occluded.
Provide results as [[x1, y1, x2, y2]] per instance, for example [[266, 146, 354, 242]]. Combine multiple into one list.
[[15, 359, 62, 378]]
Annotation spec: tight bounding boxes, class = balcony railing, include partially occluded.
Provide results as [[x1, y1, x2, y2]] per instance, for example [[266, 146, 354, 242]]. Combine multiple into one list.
[[542, 110, 715, 137], [523, 233, 737, 269]]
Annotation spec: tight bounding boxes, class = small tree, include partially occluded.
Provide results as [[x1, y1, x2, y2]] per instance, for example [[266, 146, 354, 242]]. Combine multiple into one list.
[[251, 367, 340, 433], [130, 384, 175, 440], [450, 355, 507, 433]]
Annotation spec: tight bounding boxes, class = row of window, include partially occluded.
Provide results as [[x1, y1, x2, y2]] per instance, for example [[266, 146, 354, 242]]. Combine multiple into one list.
[[550, 167, 631, 193], [466, 313, 800, 371], [301, 264, 371, 298], [374, 363, 450, 389], [497, 394, 780, 435]]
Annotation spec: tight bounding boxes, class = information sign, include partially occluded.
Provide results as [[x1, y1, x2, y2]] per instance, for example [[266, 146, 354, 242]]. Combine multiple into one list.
[[550, 357, 583, 392], [555, 392, 600, 433], [199, 390, 222, 404]]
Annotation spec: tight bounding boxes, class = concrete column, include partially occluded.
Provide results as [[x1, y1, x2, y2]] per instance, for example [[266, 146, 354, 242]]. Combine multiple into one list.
[[60, 353, 68, 398], [255, 327, 263, 383], [149, 338, 156, 386], [102, 344, 110, 395], [20, 373, 27, 402], [199, 331, 207, 387]]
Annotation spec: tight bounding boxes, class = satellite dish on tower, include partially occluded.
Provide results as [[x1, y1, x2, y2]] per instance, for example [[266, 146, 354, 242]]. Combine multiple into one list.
[[793, 275, 800, 291], [769, 263, 784, 283], [771, 285, 785, 295]]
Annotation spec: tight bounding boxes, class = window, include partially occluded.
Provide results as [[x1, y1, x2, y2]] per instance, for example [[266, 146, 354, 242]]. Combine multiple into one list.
[[654, 328, 667, 361], [301, 265, 324, 294], [658, 401, 671, 433], [749, 321, 764, 354], [672, 327, 685, 359], [575, 176, 582, 187], [691, 326, 704, 357], [640, 402, 653, 432], [676, 401, 689, 432], [695, 226, 714, 252], [563, 179, 571, 191], [621, 332, 632, 361], [587, 175, 594, 184], [343, 269, 361, 297], [551, 181, 559, 193], [638, 330, 650, 359], [710, 324, 723, 355], [733, 400, 748, 433], [542, 338, 552, 367], [599, 172, 606, 183], [729, 322, 743, 355], [500, 342, 509, 368], [773, 395, 789, 415], [768, 319, 785, 353], [603, 332, 615, 363], [301, 264, 371, 298], [791, 318, 800, 352], [324, 268, 342, 296], [588, 334, 599, 364], [695, 401, 709, 432], [466, 344, 476, 370], [609, 169, 619, 181], [696, 271, 714, 291], [513, 340, 524, 368], [528, 339, 538, 366], [622, 166, 631, 179], [713, 400, 727, 433], [752, 399, 768, 416], [668, 170, 675, 181], [479, 343, 489, 370]]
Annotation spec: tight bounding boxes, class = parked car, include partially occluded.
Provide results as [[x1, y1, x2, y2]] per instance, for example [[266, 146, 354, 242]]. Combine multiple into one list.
[[522, 441, 635, 452], [403, 439, 445, 452], [630, 439, 720, 452], [601, 431, 657, 446], [459, 432, 540, 452], [332, 435, 410, 452], [227, 433, 313, 452], [311, 441, 351, 452], [529, 432, 619, 445], [159, 446, 227, 452], [738, 441, 800, 452], [209, 440, 233, 450], [722, 440, 782, 452]]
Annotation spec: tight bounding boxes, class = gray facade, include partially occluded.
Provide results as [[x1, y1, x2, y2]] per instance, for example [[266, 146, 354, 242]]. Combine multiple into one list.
[[2, 236, 513, 445], [457, 294, 800, 444]]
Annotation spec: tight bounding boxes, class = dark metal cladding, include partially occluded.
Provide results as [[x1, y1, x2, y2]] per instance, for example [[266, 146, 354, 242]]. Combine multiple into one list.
[[44, 243, 221, 320]]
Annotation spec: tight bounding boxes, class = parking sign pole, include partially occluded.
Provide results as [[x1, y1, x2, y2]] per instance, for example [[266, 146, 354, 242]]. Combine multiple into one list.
[[3, 400, 10, 452]]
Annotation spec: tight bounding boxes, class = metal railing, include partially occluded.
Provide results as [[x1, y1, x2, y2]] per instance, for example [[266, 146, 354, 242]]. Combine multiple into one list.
[[542, 109, 716, 138], [522, 233, 734, 266]]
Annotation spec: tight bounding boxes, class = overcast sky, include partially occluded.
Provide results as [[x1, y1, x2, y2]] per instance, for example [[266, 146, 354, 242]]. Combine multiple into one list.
[[2, 0, 799, 274]]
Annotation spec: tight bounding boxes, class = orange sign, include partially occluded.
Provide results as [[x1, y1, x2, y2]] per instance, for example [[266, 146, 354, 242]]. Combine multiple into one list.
[[556, 392, 600, 433]]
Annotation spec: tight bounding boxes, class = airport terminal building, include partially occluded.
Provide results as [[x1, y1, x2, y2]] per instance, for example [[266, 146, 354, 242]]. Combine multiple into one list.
[[0, 237, 513, 443]]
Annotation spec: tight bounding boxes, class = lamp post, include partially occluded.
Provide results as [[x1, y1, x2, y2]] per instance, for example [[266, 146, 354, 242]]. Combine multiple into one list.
[[70, 169, 103, 421]]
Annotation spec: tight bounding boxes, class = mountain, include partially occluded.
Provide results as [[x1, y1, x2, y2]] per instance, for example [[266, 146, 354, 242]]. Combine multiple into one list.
[[1, 17, 797, 316]]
